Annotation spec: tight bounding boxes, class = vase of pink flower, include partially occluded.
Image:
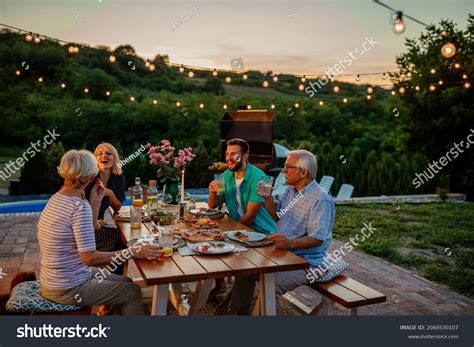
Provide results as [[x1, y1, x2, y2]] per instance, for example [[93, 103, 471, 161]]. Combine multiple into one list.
[[146, 140, 196, 204]]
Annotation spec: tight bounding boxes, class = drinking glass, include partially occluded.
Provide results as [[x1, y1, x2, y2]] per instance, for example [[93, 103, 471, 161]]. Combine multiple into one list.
[[214, 173, 225, 194], [130, 206, 142, 228], [260, 175, 274, 197]]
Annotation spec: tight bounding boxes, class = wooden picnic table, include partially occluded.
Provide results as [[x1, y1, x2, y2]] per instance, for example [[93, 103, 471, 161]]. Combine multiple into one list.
[[112, 206, 309, 316]]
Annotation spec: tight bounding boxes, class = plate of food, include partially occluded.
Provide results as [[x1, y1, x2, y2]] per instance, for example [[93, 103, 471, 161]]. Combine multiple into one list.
[[150, 210, 177, 225], [181, 228, 225, 242], [192, 217, 219, 229], [190, 208, 221, 216], [226, 230, 266, 243], [190, 241, 235, 255]]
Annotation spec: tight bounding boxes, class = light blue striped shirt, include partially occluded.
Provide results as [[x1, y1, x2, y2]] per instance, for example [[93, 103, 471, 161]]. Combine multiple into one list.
[[276, 180, 335, 267], [38, 194, 96, 290]]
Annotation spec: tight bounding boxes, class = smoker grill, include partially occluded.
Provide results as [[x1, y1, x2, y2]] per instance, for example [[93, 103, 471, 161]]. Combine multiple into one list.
[[218, 109, 277, 172]]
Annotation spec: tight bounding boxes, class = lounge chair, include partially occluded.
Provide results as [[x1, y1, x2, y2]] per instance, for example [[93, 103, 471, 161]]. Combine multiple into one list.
[[319, 176, 334, 193], [336, 184, 354, 199]]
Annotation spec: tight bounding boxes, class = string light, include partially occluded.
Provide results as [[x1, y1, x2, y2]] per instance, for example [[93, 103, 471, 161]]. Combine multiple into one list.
[[454, 62, 461, 69], [242, 74, 248, 80], [333, 85, 340, 93], [429, 84, 436, 92], [298, 84, 305, 91], [212, 69, 218, 77], [462, 74, 468, 79], [148, 64, 155, 71], [273, 74, 278, 82], [438, 80, 443, 85], [179, 65, 185, 73], [430, 68, 436, 74], [399, 86, 406, 94], [199, 102, 204, 108], [406, 72, 412, 78], [188, 69, 194, 78], [356, 74, 360, 81], [109, 55, 116, 63], [319, 101, 324, 106], [367, 86, 374, 94], [105, 91, 111, 96], [25, 32, 33, 41], [15, 70, 21, 76], [301, 75, 306, 83], [441, 42, 456, 58], [84, 88, 89, 93], [415, 85, 420, 91], [382, 73, 387, 80], [464, 82, 471, 89], [343, 97, 348, 103], [34, 35, 41, 44], [247, 104, 251, 110], [60, 83, 66, 88], [68, 46, 75, 54], [294, 102, 299, 108], [271, 104, 275, 109], [366, 95, 372, 100], [225, 76, 232, 83], [153, 99, 157, 104], [176, 101, 181, 107], [130, 96, 136, 102], [145, 60, 151, 68], [392, 11, 406, 34], [223, 104, 228, 110], [391, 90, 396, 95], [38, 77, 43, 83], [263, 80, 269, 88]]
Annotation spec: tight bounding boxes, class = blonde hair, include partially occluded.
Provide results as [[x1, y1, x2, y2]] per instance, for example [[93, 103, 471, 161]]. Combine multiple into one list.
[[94, 143, 122, 175], [58, 150, 98, 188]]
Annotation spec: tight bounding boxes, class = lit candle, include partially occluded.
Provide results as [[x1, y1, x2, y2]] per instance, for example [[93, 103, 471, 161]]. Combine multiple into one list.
[[181, 170, 185, 202]]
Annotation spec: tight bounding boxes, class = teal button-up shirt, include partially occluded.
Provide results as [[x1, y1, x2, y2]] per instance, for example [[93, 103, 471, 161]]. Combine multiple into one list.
[[221, 163, 277, 234]]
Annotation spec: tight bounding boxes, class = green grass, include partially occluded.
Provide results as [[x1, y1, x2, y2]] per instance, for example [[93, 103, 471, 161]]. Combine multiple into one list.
[[334, 202, 474, 297], [0, 156, 21, 189]]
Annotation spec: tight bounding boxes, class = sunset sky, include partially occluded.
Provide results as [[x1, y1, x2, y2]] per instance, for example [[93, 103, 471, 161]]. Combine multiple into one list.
[[1, 0, 472, 85]]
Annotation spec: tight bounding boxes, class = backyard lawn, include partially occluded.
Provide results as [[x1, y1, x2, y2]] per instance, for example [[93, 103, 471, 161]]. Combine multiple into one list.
[[334, 202, 474, 297]]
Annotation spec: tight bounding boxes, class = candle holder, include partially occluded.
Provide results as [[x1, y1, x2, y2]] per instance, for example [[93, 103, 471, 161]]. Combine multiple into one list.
[[179, 202, 186, 219]]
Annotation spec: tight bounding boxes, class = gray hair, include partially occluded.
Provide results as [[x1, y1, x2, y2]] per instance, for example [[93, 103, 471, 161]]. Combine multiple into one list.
[[287, 150, 317, 179]]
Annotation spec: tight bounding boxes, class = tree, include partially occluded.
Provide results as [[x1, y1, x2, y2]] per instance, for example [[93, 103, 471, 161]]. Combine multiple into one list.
[[394, 15, 474, 199]]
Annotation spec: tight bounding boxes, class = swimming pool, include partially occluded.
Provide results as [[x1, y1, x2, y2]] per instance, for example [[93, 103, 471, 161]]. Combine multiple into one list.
[[0, 194, 209, 214]]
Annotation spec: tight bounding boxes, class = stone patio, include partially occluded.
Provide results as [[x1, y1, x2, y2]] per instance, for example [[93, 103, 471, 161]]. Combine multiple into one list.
[[1, 213, 473, 315]]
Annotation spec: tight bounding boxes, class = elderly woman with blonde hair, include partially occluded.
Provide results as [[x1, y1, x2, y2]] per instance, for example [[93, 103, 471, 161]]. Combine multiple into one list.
[[38, 149, 162, 315]]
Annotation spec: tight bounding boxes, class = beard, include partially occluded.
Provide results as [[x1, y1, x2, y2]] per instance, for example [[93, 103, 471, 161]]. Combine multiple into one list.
[[228, 160, 243, 172]]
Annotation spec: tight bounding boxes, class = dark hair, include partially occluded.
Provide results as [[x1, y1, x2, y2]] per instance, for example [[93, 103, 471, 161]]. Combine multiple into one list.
[[226, 138, 249, 154]]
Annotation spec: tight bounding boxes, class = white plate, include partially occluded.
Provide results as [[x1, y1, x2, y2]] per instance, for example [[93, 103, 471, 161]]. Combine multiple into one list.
[[190, 241, 235, 255], [226, 230, 266, 243], [190, 208, 221, 215]]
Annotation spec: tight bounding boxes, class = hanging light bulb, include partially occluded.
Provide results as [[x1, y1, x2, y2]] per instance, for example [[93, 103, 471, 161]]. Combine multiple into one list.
[[301, 75, 306, 83], [298, 84, 305, 91], [130, 96, 136, 102], [106, 91, 111, 96], [148, 64, 156, 71], [391, 90, 396, 95], [199, 102, 204, 108], [343, 97, 348, 103], [319, 101, 324, 106], [188, 70, 194, 78], [294, 102, 299, 108], [242, 74, 248, 80], [355, 74, 360, 81], [176, 101, 181, 107], [271, 104, 275, 109], [212, 69, 218, 77], [25, 32, 33, 41], [429, 84, 436, 92], [464, 82, 471, 89], [392, 11, 406, 34], [73, 46, 80, 54], [367, 86, 374, 94], [84, 88, 89, 93], [223, 104, 228, 110], [38, 77, 43, 83], [454, 62, 461, 69], [179, 65, 185, 73], [366, 95, 372, 100], [247, 104, 251, 110], [438, 80, 444, 85], [15, 70, 21, 76], [382, 73, 387, 80], [109, 55, 116, 63], [406, 72, 412, 78], [430, 68, 436, 74], [441, 42, 456, 58], [34, 35, 41, 44], [263, 80, 269, 88], [153, 99, 158, 104], [145, 60, 151, 68], [68, 46, 75, 54], [399, 87, 406, 94], [225, 76, 232, 83], [415, 85, 420, 91], [60, 83, 66, 89], [462, 74, 468, 79], [273, 74, 278, 82], [333, 85, 340, 93]]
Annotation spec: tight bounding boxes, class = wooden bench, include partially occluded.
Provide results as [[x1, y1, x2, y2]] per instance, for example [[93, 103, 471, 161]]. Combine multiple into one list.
[[281, 275, 386, 315]]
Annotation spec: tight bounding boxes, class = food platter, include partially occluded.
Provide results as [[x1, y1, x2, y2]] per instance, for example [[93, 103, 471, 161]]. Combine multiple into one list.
[[226, 230, 267, 243], [190, 241, 235, 255]]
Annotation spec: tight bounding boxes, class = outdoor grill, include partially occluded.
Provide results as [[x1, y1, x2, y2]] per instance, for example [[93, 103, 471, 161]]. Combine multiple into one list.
[[209, 109, 283, 176]]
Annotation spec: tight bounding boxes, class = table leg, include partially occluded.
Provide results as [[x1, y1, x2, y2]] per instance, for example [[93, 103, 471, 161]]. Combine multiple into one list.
[[320, 296, 334, 315], [188, 279, 214, 315], [151, 284, 168, 316], [168, 283, 190, 316], [259, 273, 276, 316]]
